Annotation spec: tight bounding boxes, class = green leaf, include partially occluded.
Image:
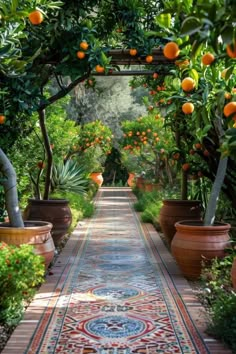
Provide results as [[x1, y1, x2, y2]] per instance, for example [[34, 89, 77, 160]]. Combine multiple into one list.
[[191, 40, 203, 59], [181, 16, 202, 36], [189, 68, 199, 84], [226, 128, 236, 137], [155, 13, 171, 28], [220, 25, 234, 45], [0, 44, 12, 57]]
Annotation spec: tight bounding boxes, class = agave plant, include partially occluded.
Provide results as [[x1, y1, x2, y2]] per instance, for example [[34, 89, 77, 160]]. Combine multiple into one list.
[[51, 160, 90, 195]]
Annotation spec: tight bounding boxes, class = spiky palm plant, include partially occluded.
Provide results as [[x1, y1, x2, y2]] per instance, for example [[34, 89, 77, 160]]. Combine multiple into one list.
[[51, 160, 90, 195]]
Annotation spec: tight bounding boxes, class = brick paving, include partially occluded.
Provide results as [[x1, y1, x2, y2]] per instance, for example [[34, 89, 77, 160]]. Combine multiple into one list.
[[2, 187, 232, 353]]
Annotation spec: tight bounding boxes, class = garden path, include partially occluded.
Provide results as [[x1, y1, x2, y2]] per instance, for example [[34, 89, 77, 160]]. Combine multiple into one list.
[[2, 187, 232, 353]]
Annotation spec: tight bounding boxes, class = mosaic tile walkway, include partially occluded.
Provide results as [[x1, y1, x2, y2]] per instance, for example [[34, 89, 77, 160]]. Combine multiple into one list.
[[2, 188, 232, 353]]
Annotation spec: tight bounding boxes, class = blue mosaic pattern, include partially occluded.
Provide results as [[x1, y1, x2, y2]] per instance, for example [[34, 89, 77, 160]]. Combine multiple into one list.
[[93, 287, 139, 300], [86, 315, 145, 338]]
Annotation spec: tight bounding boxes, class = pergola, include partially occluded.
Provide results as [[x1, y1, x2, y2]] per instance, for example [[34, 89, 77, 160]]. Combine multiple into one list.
[[93, 48, 174, 76]]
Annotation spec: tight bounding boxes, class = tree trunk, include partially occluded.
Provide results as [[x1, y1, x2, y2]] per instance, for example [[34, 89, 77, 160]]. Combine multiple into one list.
[[0, 149, 24, 227], [181, 170, 188, 200], [38, 109, 53, 200], [204, 156, 228, 226]]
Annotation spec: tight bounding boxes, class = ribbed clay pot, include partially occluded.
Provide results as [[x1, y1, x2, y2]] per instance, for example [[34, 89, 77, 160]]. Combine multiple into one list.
[[159, 199, 202, 246], [90, 172, 104, 187], [231, 258, 236, 289], [171, 220, 231, 280], [0, 221, 54, 268], [24, 199, 72, 246], [127, 173, 135, 187]]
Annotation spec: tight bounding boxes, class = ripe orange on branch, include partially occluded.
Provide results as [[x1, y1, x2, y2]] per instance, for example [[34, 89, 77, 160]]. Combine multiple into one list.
[[201, 53, 215, 65], [182, 102, 194, 114], [145, 55, 153, 63], [129, 49, 137, 56], [226, 42, 236, 58], [95, 65, 105, 73], [181, 77, 195, 92], [182, 163, 190, 172], [163, 42, 180, 60], [80, 41, 89, 50], [76, 51, 85, 59], [0, 115, 5, 124], [223, 102, 236, 117], [28, 10, 44, 25]]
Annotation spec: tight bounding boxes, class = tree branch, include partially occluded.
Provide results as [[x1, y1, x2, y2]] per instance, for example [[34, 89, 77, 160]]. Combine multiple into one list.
[[39, 72, 91, 110]]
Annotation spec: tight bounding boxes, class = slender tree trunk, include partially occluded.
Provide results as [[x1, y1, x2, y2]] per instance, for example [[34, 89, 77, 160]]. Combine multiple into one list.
[[204, 156, 228, 225], [181, 170, 188, 200], [0, 149, 24, 227], [38, 109, 53, 200]]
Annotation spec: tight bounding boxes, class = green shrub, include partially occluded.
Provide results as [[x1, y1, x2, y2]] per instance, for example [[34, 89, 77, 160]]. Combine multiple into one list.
[[141, 201, 162, 223], [200, 255, 234, 301], [0, 243, 45, 325], [208, 292, 236, 352]]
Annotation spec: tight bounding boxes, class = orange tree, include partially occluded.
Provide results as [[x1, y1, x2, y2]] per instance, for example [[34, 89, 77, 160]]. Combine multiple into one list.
[[0, 0, 168, 226], [121, 113, 176, 186], [65, 120, 113, 173], [145, 0, 236, 224]]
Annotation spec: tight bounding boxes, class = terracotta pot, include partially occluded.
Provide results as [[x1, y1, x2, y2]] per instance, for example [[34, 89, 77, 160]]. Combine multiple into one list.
[[159, 199, 202, 246], [171, 220, 231, 280], [136, 176, 145, 190], [24, 199, 72, 246], [144, 183, 160, 192], [0, 221, 54, 269], [127, 173, 135, 187], [90, 172, 104, 187], [231, 258, 236, 289]]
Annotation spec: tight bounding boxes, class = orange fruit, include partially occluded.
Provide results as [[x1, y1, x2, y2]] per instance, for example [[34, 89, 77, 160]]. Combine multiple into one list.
[[28, 10, 44, 25], [0, 115, 5, 124], [80, 41, 89, 50], [182, 102, 194, 114], [226, 42, 236, 58], [129, 48, 137, 56], [153, 72, 158, 79], [201, 53, 215, 65], [182, 163, 190, 172], [173, 152, 180, 160], [203, 150, 210, 157], [223, 102, 236, 117], [95, 65, 105, 73], [181, 77, 195, 92], [77, 51, 85, 59], [145, 55, 153, 63], [224, 92, 232, 100], [163, 42, 180, 60], [194, 143, 202, 150], [232, 88, 236, 93]]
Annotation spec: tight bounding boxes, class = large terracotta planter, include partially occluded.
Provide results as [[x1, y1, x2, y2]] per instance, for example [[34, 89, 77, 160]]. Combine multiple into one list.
[[136, 176, 145, 190], [171, 220, 231, 280], [0, 221, 55, 269], [90, 172, 104, 187], [127, 172, 135, 187], [231, 258, 236, 289], [159, 199, 202, 246], [24, 199, 72, 246]]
